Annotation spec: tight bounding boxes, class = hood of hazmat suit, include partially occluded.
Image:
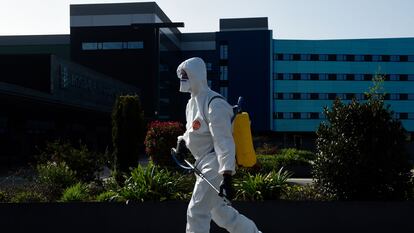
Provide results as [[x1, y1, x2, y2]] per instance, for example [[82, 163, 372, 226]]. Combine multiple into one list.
[[176, 57, 236, 176]]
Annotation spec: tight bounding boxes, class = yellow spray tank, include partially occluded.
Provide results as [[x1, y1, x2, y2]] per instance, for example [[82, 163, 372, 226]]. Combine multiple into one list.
[[233, 112, 257, 167], [232, 97, 256, 167]]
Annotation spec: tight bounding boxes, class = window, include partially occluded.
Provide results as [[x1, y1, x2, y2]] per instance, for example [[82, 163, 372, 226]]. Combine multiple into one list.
[[328, 54, 336, 61], [355, 55, 364, 61], [293, 93, 301, 100], [337, 74, 346, 80], [355, 74, 364, 81], [206, 63, 213, 71], [301, 93, 310, 99], [220, 87, 228, 99], [337, 93, 346, 100], [408, 94, 414, 100], [82, 42, 97, 50], [408, 75, 414, 81], [346, 74, 355, 81], [310, 73, 318, 80], [346, 55, 355, 61], [310, 54, 319, 61], [372, 55, 382, 61], [400, 56, 408, 62], [400, 94, 408, 100], [276, 93, 283, 99], [408, 113, 414, 119], [310, 93, 318, 100], [293, 112, 301, 119], [277, 73, 283, 80], [319, 112, 326, 119], [346, 93, 354, 100], [102, 42, 123, 50], [364, 74, 373, 81], [283, 93, 293, 99], [300, 73, 310, 80], [328, 93, 336, 100], [293, 73, 300, 80], [364, 55, 372, 61], [399, 113, 408, 119], [220, 66, 228, 81], [390, 74, 399, 81], [328, 74, 336, 80], [310, 112, 319, 119], [390, 94, 399, 100], [127, 41, 144, 49], [390, 55, 400, 62], [400, 75, 408, 81], [319, 93, 328, 100], [283, 54, 293, 60], [301, 112, 310, 119], [300, 54, 311, 61], [277, 112, 284, 119], [319, 74, 328, 80], [293, 54, 301, 61], [283, 73, 293, 80], [283, 112, 293, 119], [337, 54, 346, 61], [275, 53, 283, 60], [382, 55, 390, 62], [319, 54, 328, 61], [220, 44, 228, 59], [408, 55, 414, 62]]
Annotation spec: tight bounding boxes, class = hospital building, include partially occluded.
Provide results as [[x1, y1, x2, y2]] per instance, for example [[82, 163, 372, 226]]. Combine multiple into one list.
[[1, 2, 413, 164]]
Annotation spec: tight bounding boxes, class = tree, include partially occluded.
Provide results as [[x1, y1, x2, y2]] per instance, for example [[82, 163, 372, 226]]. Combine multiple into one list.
[[313, 76, 412, 200], [112, 95, 145, 181]]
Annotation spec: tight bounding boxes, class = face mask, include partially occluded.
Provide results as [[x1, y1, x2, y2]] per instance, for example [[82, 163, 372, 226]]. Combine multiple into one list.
[[179, 79, 191, 93]]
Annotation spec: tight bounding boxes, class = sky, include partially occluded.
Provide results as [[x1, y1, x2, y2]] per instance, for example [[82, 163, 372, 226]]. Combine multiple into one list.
[[0, 0, 413, 39]]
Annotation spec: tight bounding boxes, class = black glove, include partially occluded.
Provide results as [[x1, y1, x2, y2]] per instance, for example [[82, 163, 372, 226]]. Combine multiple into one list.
[[219, 174, 234, 201], [175, 138, 189, 160]]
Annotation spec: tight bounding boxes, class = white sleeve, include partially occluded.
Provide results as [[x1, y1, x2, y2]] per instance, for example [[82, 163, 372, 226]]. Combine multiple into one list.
[[208, 99, 236, 175]]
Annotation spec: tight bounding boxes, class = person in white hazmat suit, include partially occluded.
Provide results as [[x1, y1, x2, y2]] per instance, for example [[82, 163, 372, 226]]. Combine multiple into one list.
[[175, 57, 262, 233]]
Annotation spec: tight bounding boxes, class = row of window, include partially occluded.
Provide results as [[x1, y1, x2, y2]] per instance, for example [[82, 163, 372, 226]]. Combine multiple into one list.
[[81, 41, 144, 50], [274, 112, 414, 120], [274, 93, 414, 101], [274, 54, 414, 62], [274, 73, 414, 81]]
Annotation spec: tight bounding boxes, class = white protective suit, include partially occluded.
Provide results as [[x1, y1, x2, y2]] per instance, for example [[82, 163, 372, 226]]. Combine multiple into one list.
[[177, 57, 261, 233]]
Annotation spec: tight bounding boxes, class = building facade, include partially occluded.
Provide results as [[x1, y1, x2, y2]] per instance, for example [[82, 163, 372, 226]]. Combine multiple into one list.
[[0, 2, 413, 163]]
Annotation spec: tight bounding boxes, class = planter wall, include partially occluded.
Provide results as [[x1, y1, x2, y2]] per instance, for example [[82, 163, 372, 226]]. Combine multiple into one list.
[[0, 201, 413, 233]]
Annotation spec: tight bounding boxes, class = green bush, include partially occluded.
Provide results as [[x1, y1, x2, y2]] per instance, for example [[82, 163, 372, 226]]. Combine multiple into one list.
[[60, 182, 90, 202], [112, 95, 146, 178], [118, 163, 192, 202], [234, 168, 292, 201], [37, 140, 107, 182], [144, 121, 185, 167], [36, 161, 77, 200], [314, 79, 413, 200], [96, 190, 119, 202], [0, 190, 8, 202], [254, 148, 315, 175], [11, 191, 47, 203], [281, 185, 334, 201]]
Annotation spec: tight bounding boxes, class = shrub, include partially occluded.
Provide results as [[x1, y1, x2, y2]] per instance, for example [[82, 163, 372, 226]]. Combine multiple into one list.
[[144, 121, 185, 167], [234, 168, 292, 201], [254, 149, 315, 175], [118, 163, 192, 202], [281, 185, 334, 201], [0, 190, 8, 202], [11, 191, 47, 203], [314, 78, 412, 200], [36, 161, 77, 200], [255, 143, 279, 155], [112, 95, 146, 177], [60, 183, 90, 202], [37, 140, 107, 182], [96, 190, 119, 202]]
